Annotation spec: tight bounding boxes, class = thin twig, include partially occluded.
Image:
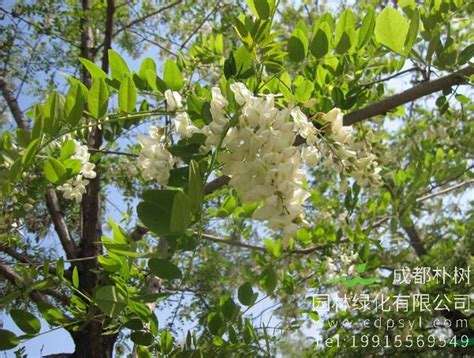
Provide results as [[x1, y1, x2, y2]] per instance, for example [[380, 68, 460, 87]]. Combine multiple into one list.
[[179, 1, 222, 50], [416, 179, 474, 203]]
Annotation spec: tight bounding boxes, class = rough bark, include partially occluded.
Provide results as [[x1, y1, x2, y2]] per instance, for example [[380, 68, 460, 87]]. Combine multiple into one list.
[[0, 75, 28, 130], [72, 0, 116, 357], [344, 65, 474, 125]]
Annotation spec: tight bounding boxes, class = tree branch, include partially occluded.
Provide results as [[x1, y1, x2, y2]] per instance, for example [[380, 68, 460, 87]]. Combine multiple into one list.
[[359, 67, 422, 88], [199, 233, 331, 254], [0, 244, 57, 276], [344, 66, 474, 126], [46, 188, 77, 260], [0, 75, 28, 129], [416, 179, 474, 203], [101, 0, 115, 73], [104, 0, 182, 47], [179, 1, 221, 50], [0, 262, 49, 305], [204, 175, 231, 195], [129, 226, 330, 254], [402, 224, 427, 257]]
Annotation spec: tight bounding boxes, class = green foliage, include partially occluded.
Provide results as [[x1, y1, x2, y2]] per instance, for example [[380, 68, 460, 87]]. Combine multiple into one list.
[[10, 309, 41, 335], [43, 158, 66, 184], [375, 7, 410, 55], [118, 75, 137, 113], [238, 282, 257, 306], [88, 78, 109, 119], [137, 190, 191, 236], [163, 60, 184, 91], [0, 0, 473, 356], [148, 258, 182, 280], [0, 330, 19, 350], [109, 50, 130, 81], [79, 58, 107, 79], [94, 285, 128, 317], [65, 84, 86, 126], [335, 9, 356, 54]]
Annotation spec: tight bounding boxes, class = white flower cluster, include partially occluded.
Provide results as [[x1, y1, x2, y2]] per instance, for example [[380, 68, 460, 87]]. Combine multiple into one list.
[[137, 126, 175, 185], [207, 83, 313, 241], [136, 84, 382, 243], [322, 109, 382, 188], [324, 251, 360, 282], [58, 140, 96, 202]]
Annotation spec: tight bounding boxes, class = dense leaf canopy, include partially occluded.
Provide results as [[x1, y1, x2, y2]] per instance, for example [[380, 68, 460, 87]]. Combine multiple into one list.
[[0, 0, 473, 357]]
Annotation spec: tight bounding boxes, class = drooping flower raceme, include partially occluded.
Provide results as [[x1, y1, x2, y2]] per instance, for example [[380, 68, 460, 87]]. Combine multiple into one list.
[[212, 85, 313, 241], [137, 126, 174, 185], [321, 108, 382, 188], [136, 83, 382, 244], [58, 140, 96, 203]]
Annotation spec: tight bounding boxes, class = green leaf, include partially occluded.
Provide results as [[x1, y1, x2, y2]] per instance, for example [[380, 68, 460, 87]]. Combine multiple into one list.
[[404, 8, 419, 55], [232, 17, 251, 47], [72, 266, 79, 288], [131, 331, 154, 346], [108, 49, 130, 81], [139, 58, 157, 82], [160, 330, 173, 354], [263, 238, 282, 258], [136, 346, 152, 358], [220, 296, 238, 320], [65, 84, 86, 126], [335, 9, 356, 54], [95, 285, 127, 317], [148, 258, 182, 280], [98, 255, 122, 272], [287, 29, 308, 62], [79, 58, 107, 79], [123, 318, 144, 331], [357, 8, 375, 48], [88, 78, 109, 119], [0, 329, 19, 350], [458, 44, 474, 65], [22, 138, 40, 167], [16, 128, 31, 148], [246, 0, 270, 19], [56, 258, 64, 280], [43, 158, 67, 184], [118, 75, 137, 113], [357, 263, 367, 273], [295, 79, 314, 103], [10, 309, 41, 334], [310, 26, 329, 59], [259, 267, 277, 294], [60, 140, 75, 160], [207, 312, 223, 335], [163, 60, 183, 91], [238, 282, 256, 306], [145, 69, 159, 92], [188, 160, 203, 214], [375, 7, 409, 55], [31, 104, 44, 140], [137, 190, 191, 236], [37, 303, 64, 325], [44, 92, 63, 135], [63, 159, 82, 176]]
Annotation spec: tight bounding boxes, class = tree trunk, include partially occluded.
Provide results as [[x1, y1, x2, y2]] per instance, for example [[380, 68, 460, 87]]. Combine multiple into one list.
[[71, 327, 117, 358], [71, 0, 116, 356]]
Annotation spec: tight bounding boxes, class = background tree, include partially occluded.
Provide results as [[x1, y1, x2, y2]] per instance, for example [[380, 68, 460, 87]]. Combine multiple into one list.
[[0, 0, 472, 357]]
